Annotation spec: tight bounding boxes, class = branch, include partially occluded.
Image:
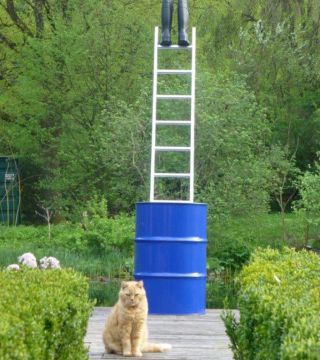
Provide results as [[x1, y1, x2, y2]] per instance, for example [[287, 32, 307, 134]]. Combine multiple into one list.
[[35, 204, 53, 222], [44, 1, 56, 32], [33, 0, 45, 37], [0, 31, 17, 50], [243, 13, 258, 22], [5, 0, 34, 37], [0, 18, 14, 27], [61, 0, 69, 21]]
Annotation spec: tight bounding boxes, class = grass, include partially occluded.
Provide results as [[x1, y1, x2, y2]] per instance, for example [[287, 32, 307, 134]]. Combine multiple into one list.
[[1, 212, 319, 308], [0, 244, 132, 306], [206, 212, 320, 308], [208, 212, 311, 252]]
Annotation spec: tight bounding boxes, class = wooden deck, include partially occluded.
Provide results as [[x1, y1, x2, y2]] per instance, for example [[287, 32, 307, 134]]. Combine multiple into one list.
[[85, 307, 234, 360]]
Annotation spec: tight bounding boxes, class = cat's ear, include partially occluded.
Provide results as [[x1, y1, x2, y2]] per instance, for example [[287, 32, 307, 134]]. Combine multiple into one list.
[[121, 281, 128, 289], [137, 280, 144, 288]]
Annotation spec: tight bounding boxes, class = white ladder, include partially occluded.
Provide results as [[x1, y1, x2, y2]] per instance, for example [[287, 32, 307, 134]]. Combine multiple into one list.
[[150, 26, 196, 203]]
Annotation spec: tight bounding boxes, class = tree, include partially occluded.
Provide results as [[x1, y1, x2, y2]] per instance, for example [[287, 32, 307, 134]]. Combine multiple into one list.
[[195, 0, 320, 171], [195, 71, 272, 219], [0, 0, 157, 219], [294, 154, 320, 244]]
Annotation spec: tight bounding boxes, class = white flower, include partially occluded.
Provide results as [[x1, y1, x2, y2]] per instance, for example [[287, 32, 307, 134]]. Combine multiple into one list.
[[6, 264, 20, 271], [18, 253, 37, 268], [39, 256, 61, 270]]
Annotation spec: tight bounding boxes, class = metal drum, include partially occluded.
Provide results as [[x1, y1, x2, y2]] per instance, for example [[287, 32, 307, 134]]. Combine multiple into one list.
[[134, 202, 207, 315]]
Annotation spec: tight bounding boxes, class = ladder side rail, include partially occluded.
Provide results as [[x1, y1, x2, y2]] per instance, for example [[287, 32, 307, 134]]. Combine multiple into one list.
[[189, 27, 196, 203], [150, 26, 159, 202]]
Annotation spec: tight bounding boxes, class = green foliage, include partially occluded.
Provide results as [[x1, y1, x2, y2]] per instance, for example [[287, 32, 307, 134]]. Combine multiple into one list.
[[295, 157, 320, 226], [83, 213, 134, 253], [222, 248, 320, 360], [293, 155, 320, 247], [89, 279, 121, 307], [2, 0, 317, 220], [0, 241, 132, 307], [206, 212, 311, 310], [211, 239, 251, 272], [2, 212, 318, 309], [0, 268, 94, 360], [208, 212, 316, 265], [0, 198, 135, 308], [0, 0, 154, 218], [206, 268, 238, 309], [196, 72, 272, 219], [0, 208, 135, 254], [198, 0, 320, 170], [80, 196, 135, 253]]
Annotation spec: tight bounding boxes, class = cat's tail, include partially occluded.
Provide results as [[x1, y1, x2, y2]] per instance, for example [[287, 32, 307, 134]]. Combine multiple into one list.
[[142, 342, 172, 353]]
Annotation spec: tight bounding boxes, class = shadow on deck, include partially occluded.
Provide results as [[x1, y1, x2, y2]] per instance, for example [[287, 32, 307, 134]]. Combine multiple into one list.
[[85, 307, 234, 360]]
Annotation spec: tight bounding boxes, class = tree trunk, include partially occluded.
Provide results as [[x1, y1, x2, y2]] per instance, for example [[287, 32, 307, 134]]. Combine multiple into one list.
[[33, 0, 45, 37]]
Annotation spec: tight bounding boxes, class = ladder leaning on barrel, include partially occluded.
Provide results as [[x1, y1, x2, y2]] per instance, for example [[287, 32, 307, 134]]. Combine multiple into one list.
[[150, 26, 196, 203], [135, 26, 207, 316]]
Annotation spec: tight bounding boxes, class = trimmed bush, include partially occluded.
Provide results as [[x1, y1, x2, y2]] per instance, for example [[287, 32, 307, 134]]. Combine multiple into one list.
[[223, 248, 320, 360], [0, 268, 94, 360]]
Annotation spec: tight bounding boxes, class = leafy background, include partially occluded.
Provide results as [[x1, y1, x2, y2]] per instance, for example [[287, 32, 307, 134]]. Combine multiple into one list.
[[1, 0, 320, 306]]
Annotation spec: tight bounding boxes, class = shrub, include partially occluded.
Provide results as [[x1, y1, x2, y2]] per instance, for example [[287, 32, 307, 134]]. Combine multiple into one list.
[[294, 158, 320, 245], [0, 268, 94, 360], [222, 248, 320, 360], [0, 225, 47, 245], [0, 211, 135, 254], [83, 213, 134, 253], [196, 72, 272, 220]]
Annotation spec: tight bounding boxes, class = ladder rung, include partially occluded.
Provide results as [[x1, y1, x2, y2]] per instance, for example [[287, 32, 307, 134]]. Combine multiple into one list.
[[156, 120, 191, 126], [154, 173, 191, 178], [157, 95, 192, 100], [157, 69, 192, 75], [155, 146, 191, 152], [157, 45, 192, 50]]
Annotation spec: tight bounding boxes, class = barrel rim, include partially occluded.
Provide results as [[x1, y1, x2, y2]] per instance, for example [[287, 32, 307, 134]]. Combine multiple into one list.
[[136, 201, 207, 206]]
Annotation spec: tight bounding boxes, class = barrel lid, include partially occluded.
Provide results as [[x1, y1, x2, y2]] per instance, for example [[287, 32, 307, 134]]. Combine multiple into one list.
[[136, 201, 207, 206]]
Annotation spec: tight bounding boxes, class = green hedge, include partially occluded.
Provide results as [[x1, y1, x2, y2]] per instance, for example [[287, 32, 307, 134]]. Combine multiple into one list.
[[0, 268, 94, 360], [223, 248, 320, 360]]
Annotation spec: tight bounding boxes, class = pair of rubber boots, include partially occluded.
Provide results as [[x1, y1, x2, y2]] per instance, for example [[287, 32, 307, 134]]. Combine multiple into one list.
[[161, 0, 189, 47]]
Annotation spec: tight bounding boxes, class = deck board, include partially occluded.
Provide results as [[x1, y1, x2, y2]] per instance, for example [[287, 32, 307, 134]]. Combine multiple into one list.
[[85, 308, 234, 360]]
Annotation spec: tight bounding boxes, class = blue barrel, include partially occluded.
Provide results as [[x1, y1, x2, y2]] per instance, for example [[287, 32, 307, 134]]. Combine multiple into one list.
[[134, 202, 207, 315]]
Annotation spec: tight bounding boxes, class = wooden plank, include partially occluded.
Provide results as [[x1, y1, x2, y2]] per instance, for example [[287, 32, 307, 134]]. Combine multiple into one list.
[[85, 308, 235, 360]]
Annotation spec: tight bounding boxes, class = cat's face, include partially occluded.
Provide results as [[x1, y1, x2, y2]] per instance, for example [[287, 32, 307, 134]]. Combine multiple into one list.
[[120, 281, 146, 308]]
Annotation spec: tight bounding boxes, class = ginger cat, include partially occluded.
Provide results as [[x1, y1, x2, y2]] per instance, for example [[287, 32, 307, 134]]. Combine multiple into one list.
[[102, 281, 171, 357]]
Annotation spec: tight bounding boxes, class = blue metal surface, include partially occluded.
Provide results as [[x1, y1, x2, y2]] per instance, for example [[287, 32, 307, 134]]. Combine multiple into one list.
[[134, 202, 207, 315]]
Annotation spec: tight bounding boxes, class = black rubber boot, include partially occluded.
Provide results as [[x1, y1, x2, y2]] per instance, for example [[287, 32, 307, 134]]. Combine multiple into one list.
[[161, 0, 173, 46], [178, 0, 189, 46]]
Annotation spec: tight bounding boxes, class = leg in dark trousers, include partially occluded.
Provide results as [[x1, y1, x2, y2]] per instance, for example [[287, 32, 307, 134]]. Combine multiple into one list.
[[178, 0, 189, 46], [161, 0, 173, 46]]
